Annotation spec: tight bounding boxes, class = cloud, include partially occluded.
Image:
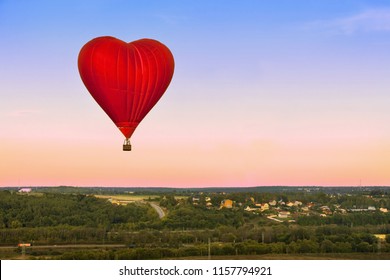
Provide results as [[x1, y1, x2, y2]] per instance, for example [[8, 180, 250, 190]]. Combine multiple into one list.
[[307, 8, 390, 34]]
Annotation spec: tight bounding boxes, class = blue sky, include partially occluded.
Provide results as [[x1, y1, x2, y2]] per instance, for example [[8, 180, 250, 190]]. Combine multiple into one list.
[[1, 0, 390, 187]]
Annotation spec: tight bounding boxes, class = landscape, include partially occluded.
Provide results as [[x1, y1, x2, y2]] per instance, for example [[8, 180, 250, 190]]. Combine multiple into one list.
[[1, 186, 390, 260], [1, 4, 390, 280]]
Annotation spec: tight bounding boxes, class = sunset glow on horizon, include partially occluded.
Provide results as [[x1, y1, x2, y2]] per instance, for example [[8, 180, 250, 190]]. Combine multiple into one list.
[[1, 0, 390, 187]]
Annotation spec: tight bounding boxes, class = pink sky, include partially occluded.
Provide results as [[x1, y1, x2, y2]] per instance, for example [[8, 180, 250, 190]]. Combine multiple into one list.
[[1, 1, 390, 187]]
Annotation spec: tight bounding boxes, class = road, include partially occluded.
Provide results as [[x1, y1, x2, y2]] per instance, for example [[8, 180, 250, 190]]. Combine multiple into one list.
[[266, 215, 283, 223], [149, 202, 165, 218]]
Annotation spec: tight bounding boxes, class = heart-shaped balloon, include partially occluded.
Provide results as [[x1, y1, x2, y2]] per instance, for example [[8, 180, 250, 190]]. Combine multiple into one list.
[[78, 36, 175, 150]]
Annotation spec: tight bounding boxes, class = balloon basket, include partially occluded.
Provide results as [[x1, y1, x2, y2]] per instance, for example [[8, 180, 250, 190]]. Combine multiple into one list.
[[123, 144, 131, 151], [123, 139, 131, 151]]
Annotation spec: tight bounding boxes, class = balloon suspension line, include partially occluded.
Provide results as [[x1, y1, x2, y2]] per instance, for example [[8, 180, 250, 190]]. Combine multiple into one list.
[[123, 138, 132, 151]]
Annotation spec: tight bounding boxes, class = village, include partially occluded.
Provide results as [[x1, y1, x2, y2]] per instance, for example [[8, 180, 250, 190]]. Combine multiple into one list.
[[190, 194, 389, 223]]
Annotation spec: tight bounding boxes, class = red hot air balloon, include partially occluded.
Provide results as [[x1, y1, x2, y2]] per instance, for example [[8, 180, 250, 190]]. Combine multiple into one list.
[[78, 36, 175, 151]]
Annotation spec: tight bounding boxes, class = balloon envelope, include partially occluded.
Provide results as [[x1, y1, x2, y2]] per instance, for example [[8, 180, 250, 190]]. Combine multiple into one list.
[[78, 36, 175, 141]]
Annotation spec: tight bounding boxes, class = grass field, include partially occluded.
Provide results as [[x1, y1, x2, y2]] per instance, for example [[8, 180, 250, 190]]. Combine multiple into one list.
[[94, 194, 188, 205], [94, 194, 160, 201]]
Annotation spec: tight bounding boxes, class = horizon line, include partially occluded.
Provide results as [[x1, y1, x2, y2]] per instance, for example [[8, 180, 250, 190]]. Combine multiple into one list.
[[2, 185, 390, 189]]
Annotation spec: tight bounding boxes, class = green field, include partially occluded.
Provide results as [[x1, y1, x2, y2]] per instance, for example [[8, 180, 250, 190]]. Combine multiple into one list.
[[94, 194, 159, 201], [94, 194, 188, 203]]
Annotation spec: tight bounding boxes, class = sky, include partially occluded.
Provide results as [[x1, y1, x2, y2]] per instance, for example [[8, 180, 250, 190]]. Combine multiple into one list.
[[1, 0, 390, 187]]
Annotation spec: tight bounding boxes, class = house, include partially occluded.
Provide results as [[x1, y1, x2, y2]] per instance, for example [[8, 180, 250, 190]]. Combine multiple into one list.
[[278, 199, 285, 205], [337, 208, 347, 214], [307, 202, 315, 208], [261, 203, 269, 211], [301, 206, 309, 212], [192, 197, 200, 205], [320, 206, 332, 215], [269, 200, 277, 206], [380, 208, 388, 213], [278, 211, 290, 218], [221, 199, 233, 208], [374, 234, 386, 241], [18, 188, 32, 193], [205, 197, 211, 202], [286, 202, 294, 207], [294, 201, 302, 207], [320, 205, 330, 211], [244, 206, 258, 212]]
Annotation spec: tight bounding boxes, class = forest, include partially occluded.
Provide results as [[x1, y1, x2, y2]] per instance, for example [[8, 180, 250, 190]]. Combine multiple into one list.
[[1, 187, 390, 259]]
